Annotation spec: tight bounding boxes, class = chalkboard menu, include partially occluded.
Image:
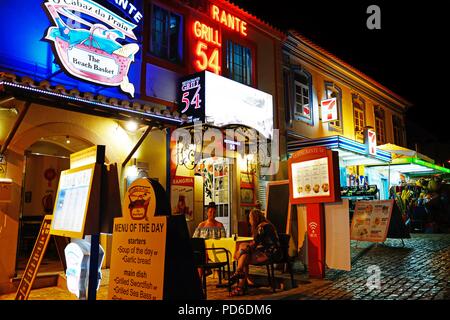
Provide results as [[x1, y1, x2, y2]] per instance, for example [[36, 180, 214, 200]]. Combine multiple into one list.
[[265, 181, 290, 234]]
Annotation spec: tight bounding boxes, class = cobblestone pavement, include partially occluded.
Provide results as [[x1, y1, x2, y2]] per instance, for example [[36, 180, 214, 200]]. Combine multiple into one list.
[[284, 234, 450, 300], [1, 234, 448, 301]]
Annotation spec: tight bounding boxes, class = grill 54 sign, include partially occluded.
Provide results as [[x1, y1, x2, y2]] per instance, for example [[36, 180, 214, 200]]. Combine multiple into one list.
[[44, 0, 142, 97], [192, 3, 248, 75]]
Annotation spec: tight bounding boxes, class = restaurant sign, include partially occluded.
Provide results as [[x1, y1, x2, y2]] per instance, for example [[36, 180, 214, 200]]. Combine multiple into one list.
[[44, 0, 141, 97]]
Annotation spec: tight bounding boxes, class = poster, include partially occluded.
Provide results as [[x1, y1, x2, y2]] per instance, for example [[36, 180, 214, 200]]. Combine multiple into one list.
[[171, 176, 194, 221], [350, 200, 394, 242], [108, 178, 166, 300], [291, 157, 330, 198], [50, 164, 95, 238]]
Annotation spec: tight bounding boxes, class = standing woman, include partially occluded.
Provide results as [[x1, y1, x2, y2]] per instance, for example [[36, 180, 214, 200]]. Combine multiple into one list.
[[230, 209, 281, 296]]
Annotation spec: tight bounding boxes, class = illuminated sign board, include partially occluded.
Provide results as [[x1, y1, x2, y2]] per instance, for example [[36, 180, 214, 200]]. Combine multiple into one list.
[[365, 128, 377, 156], [50, 164, 97, 238], [321, 98, 338, 122], [43, 0, 142, 97], [192, 3, 248, 75], [178, 71, 273, 139], [288, 146, 341, 205]]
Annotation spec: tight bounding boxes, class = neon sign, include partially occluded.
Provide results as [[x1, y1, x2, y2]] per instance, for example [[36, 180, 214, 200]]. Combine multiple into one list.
[[44, 0, 141, 97], [192, 4, 248, 75], [211, 5, 247, 36]]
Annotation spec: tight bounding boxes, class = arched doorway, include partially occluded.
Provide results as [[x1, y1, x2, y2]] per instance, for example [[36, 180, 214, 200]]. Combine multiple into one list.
[[16, 136, 94, 274]]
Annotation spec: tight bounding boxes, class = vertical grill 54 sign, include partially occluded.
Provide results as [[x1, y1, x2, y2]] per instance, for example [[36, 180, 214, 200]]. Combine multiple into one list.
[[178, 72, 206, 122], [43, 0, 142, 97]]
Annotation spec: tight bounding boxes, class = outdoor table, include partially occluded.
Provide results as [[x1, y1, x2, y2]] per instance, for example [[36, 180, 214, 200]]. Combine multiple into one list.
[[205, 236, 253, 263]]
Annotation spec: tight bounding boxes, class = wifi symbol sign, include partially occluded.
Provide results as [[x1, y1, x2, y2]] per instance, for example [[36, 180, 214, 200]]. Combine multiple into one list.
[[309, 222, 318, 234]]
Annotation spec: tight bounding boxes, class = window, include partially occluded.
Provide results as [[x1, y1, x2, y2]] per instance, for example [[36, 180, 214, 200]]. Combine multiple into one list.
[[226, 40, 253, 86], [150, 4, 183, 63], [393, 115, 405, 146], [324, 82, 343, 130], [374, 106, 386, 145], [294, 70, 312, 121], [352, 95, 366, 137]]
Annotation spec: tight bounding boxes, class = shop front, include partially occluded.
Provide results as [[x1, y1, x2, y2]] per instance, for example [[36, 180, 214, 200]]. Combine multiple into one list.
[[0, 0, 183, 294], [170, 70, 277, 237], [365, 146, 450, 233], [287, 135, 392, 218]]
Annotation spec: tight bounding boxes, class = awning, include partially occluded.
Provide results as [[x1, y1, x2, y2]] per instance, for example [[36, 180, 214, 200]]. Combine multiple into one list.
[[287, 135, 391, 165], [368, 157, 450, 176], [0, 72, 184, 127], [377, 143, 434, 163]]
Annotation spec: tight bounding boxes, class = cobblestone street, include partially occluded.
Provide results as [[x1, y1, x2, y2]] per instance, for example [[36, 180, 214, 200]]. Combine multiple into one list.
[[284, 234, 450, 300]]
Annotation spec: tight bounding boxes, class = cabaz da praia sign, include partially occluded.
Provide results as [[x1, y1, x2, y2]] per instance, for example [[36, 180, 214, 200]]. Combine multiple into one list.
[[44, 0, 141, 97]]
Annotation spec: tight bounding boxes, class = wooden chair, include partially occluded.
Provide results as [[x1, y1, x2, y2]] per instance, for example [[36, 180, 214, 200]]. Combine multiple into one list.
[[190, 238, 232, 299]]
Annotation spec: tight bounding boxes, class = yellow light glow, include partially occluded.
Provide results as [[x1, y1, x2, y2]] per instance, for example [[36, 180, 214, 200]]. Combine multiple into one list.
[[125, 120, 138, 132]]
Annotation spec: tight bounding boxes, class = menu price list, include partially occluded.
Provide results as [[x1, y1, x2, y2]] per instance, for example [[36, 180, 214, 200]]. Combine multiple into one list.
[[111, 238, 160, 300], [109, 220, 166, 300]]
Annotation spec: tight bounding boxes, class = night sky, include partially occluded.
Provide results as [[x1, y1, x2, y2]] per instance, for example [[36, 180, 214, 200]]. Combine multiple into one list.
[[231, 0, 449, 145]]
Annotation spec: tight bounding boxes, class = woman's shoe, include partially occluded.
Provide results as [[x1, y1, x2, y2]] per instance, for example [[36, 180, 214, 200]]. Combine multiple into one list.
[[229, 284, 248, 297]]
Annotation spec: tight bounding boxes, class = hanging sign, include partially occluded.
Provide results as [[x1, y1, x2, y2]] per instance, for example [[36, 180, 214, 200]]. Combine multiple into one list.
[[365, 128, 377, 156], [43, 0, 141, 97], [320, 98, 338, 122]]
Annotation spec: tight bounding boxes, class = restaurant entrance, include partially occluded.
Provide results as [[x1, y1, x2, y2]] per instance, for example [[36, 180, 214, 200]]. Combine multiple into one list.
[[197, 157, 233, 237], [16, 136, 93, 272]]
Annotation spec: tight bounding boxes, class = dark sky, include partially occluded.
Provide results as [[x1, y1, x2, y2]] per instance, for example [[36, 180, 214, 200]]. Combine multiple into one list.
[[231, 0, 449, 144]]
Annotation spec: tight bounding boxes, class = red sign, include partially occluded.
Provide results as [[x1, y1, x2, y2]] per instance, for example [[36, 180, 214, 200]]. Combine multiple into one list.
[[321, 98, 338, 122], [288, 147, 340, 205], [366, 128, 377, 156], [191, 4, 249, 75]]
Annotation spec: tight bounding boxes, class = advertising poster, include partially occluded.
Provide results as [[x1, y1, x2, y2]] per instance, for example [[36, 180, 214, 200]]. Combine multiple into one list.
[[350, 200, 394, 242], [108, 178, 166, 300], [291, 157, 330, 199], [171, 176, 194, 221]]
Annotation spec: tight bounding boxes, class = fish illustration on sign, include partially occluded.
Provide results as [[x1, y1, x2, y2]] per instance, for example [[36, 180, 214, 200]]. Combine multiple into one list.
[[44, 0, 140, 97]]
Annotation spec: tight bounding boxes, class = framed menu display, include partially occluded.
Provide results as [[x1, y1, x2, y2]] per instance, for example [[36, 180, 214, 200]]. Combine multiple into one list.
[[350, 200, 394, 242], [288, 146, 340, 204], [50, 163, 99, 238]]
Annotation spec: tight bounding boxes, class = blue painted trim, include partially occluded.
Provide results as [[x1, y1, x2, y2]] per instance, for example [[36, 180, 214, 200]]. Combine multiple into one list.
[[287, 135, 391, 162]]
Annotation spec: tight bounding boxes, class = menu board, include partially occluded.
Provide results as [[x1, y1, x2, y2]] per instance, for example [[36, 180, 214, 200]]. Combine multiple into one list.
[[291, 157, 330, 198], [50, 164, 95, 238], [108, 178, 166, 300], [350, 200, 394, 242]]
